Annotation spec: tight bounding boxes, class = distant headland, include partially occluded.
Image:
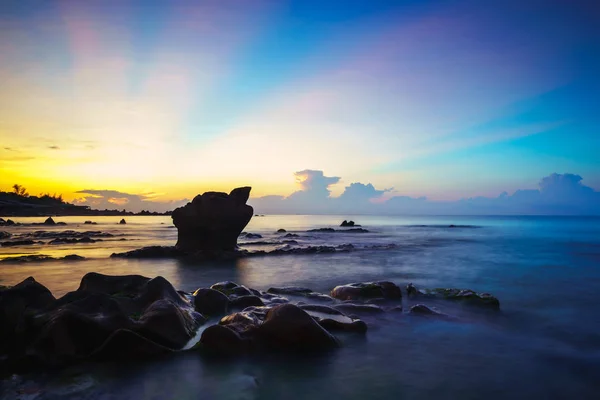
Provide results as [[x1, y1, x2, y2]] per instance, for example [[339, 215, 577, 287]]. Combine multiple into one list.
[[0, 185, 170, 217]]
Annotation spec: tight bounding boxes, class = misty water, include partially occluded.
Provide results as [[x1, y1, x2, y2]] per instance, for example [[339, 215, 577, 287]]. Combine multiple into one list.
[[1, 215, 599, 399]]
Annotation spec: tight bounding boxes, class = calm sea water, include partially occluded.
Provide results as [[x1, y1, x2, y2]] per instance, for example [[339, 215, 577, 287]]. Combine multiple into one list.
[[1, 215, 600, 399]]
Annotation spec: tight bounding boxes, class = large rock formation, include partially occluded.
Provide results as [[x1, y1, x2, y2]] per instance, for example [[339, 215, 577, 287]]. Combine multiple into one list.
[[171, 187, 253, 252]]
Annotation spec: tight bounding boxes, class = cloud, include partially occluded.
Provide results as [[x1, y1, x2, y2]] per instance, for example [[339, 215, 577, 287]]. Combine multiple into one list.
[[74, 189, 189, 213], [250, 171, 600, 215]]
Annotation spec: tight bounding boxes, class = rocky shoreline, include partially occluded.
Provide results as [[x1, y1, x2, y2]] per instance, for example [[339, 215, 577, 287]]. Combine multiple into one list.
[[0, 273, 499, 375]]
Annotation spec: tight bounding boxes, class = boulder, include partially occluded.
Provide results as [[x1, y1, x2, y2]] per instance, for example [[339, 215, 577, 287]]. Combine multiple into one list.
[[256, 304, 338, 351], [44, 217, 56, 225], [119, 219, 126, 224], [171, 187, 253, 252], [300, 304, 368, 334], [0, 231, 11, 240], [276, 229, 287, 233], [193, 288, 230, 316], [84, 221, 96, 225], [244, 233, 262, 239], [199, 324, 247, 355], [409, 304, 447, 317], [330, 281, 402, 301]]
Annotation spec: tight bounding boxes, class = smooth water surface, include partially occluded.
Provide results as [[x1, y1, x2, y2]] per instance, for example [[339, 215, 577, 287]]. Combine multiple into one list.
[[1, 215, 599, 399]]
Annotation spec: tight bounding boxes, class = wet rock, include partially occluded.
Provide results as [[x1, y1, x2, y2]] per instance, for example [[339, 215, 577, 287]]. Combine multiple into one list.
[[210, 281, 239, 293], [390, 305, 403, 312], [333, 303, 385, 315], [409, 304, 446, 317], [0, 231, 11, 239], [44, 217, 56, 225], [171, 186, 253, 252], [276, 229, 286, 233], [244, 233, 262, 239], [230, 295, 264, 309], [135, 299, 201, 349], [300, 304, 368, 334], [1, 239, 36, 247], [119, 219, 126, 224], [267, 286, 313, 296], [256, 304, 338, 351], [229, 286, 254, 297], [193, 288, 230, 316], [305, 292, 335, 302], [330, 281, 402, 301], [410, 286, 500, 309]]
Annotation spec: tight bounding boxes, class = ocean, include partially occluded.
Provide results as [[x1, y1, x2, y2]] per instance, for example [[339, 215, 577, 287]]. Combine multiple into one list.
[[1, 215, 599, 399]]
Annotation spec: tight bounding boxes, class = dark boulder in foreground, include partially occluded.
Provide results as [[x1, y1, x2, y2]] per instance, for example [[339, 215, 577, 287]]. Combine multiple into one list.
[[171, 187, 253, 252], [193, 288, 230, 316], [256, 304, 339, 351], [331, 281, 402, 301]]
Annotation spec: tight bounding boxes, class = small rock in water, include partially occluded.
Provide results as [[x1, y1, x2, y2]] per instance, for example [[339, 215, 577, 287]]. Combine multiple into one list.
[[44, 217, 56, 225], [119, 218, 126, 224], [84, 220, 97, 225], [331, 281, 402, 301], [409, 304, 447, 317], [193, 288, 230, 316], [276, 228, 287, 233]]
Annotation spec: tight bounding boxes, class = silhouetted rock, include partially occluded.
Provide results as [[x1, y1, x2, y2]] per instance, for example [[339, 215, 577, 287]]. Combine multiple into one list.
[[1, 239, 37, 247], [276, 229, 286, 233], [330, 281, 402, 301], [171, 187, 253, 252], [340, 220, 361, 227], [119, 218, 126, 224], [308, 228, 335, 233], [110, 246, 184, 259], [193, 288, 230, 316], [0, 254, 85, 263], [0, 231, 11, 240], [43, 217, 56, 225], [199, 324, 247, 355], [243, 233, 262, 239], [344, 228, 369, 233], [5, 219, 15, 226], [84, 220, 97, 225], [284, 233, 299, 238]]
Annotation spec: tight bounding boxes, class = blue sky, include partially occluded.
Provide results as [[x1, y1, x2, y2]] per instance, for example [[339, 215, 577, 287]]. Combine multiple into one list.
[[0, 0, 598, 212]]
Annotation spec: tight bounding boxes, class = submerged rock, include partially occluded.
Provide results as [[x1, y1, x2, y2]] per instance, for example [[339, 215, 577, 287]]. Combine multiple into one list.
[[110, 246, 184, 259], [330, 281, 402, 301], [1, 239, 37, 247], [409, 286, 500, 309], [171, 186, 253, 252], [333, 303, 385, 315], [267, 286, 313, 296], [409, 304, 447, 317]]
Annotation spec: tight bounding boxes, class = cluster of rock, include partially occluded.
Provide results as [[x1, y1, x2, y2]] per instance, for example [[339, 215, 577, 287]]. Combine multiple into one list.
[[0, 273, 500, 373], [0, 218, 16, 226], [340, 220, 361, 227], [0, 230, 115, 248]]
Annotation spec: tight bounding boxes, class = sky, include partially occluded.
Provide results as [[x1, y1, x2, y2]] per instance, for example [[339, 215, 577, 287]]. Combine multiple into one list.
[[0, 0, 599, 214]]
